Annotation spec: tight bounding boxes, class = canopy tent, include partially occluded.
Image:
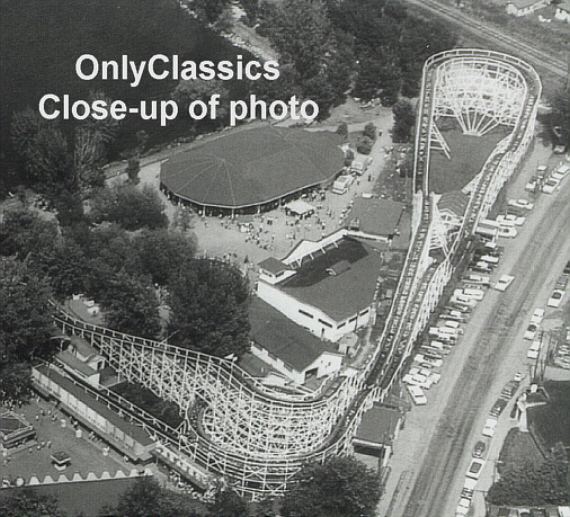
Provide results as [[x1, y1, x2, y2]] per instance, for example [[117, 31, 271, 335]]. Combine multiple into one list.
[[284, 200, 315, 218]]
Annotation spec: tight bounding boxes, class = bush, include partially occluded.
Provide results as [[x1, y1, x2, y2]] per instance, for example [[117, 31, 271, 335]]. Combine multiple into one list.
[[356, 135, 374, 155]]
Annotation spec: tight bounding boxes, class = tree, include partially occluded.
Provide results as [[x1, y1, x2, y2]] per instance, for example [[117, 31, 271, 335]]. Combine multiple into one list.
[[168, 259, 251, 358], [336, 122, 349, 141], [281, 456, 382, 517], [171, 79, 230, 124], [116, 477, 162, 517], [487, 458, 569, 505], [100, 270, 161, 339], [550, 86, 570, 148], [0, 257, 56, 404], [90, 184, 168, 231], [356, 135, 374, 155], [126, 158, 141, 184], [191, 0, 231, 25], [134, 229, 197, 286], [0, 489, 65, 517], [392, 99, 416, 143], [363, 122, 377, 141], [208, 490, 248, 517]]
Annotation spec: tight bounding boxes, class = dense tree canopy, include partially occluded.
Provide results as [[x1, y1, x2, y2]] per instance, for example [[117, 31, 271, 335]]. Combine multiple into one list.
[[549, 86, 570, 148], [0, 490, 65, 517], [487, 458, 569, 506], [281, 456, 382, 517], [0, 257, 56, 404], [89, 184, 168, 231], [392, 99, 416, 143], [168, 259, 251, 358]]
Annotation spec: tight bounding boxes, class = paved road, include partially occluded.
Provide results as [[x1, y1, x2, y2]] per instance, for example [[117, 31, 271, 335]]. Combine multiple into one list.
[[403, 0, 568, 80], [375, 138, 570, 516], [399, 161, 570, 517]]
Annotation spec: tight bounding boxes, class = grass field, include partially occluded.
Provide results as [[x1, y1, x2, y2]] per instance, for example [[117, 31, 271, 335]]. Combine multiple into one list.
[[498, 428, 545, 473], [429, 123, 511, 194]]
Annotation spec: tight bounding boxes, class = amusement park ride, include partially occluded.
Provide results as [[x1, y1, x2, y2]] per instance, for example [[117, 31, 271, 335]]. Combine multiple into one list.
[[51, 49, 542, 498]]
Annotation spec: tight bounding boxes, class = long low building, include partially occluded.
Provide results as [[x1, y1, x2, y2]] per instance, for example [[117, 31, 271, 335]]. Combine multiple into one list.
[[160, 125, 345, 214]]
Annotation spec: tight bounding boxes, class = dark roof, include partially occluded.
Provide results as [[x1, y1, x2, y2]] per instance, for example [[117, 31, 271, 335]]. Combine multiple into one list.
[[557, 0, 570, 11], [160, 126, 344, 209], [354, 405, 402, 444], [249, 298, 340, 372], [259, 257, 290, 275], [238, 352, 283, 379], [280, 237, 382, 321], [34, 365, 153, 446], [69, 335, 99, 360], [346, 197, 405, 237], [437, 191, 469, 218], [57, 350, 98, 377]]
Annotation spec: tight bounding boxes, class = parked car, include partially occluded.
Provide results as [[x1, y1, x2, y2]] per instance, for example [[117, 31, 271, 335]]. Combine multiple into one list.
[[547, 289, 564, 308], [466, 458, 485, 480], [407, 384, 427, 405], [501, 380, 520, 399], [482, 418, 497, 437], [524, 323, 538, 340], [497, 214, 525, 226], [508, 198, 534, 210], [542, 178, 560, 194], [564, 261, 570, 275], [490, 398, 508, 417], [472, 440, 487, 458], [498, 226, 517, 238], [494, 275, 515, 292], [530, 308, 545, 325]]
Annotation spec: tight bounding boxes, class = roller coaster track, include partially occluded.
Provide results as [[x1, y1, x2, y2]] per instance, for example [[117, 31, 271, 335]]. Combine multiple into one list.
[[50, 50, 541, 498]]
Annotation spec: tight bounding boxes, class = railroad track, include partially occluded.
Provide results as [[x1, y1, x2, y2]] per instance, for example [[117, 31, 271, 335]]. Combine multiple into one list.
[[405, 0, 568, 79]]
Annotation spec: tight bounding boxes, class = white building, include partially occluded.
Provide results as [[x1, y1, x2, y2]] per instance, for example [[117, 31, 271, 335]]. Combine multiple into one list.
[[506, 0, 550, 16], [257, 233, 382, 342], [555, 0, 570, 21], [248, 297, 343, 385]]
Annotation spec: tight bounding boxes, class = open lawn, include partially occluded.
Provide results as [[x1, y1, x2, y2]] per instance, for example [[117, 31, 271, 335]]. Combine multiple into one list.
[[498, 428, 545, 473], [429, 123, 512, 194]]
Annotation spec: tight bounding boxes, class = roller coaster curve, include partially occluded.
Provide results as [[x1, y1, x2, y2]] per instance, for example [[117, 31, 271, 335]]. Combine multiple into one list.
[[51, 49, 541, 498]]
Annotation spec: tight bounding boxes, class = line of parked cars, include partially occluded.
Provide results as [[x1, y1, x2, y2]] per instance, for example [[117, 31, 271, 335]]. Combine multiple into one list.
[[456, 371, 525, 516], [526, 162, 569, 194]]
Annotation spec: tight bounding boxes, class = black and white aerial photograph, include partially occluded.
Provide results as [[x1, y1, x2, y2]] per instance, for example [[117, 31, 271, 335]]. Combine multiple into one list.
[[1, 0, 569, 516]]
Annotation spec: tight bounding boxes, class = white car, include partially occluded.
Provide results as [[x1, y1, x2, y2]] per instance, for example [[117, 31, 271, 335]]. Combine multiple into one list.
[[524, 323, 538, 340], [497, 214, 525, 226], [466, 458, 486, 480], [407, 384, 427, 406], [542, 178, 560, 194], [530, 308, 545, 325], [498, 226, 517, 238], [513, 371, 525, 382], [455, 498, 471, 516], [494, 274, 515, 292], [547, 289, 564, 308], [482, 418, 497, 437], [508, 198, 534, 210], [537, 164, 548, 177], [527, 345, 540, 360], [554, 163, 570, 178], [525, 179, 538, 192]]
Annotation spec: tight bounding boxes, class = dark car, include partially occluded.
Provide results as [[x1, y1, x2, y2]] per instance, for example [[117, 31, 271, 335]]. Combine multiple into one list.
[[564, 261, 570, 275], [500, 380, 520, 399], [472, 440, 486, 458], [490, 398, 508, 417]]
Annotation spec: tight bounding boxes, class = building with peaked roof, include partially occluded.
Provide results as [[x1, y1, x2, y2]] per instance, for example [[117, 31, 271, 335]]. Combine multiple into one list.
[[248, 298, 343, 385], [160, 126, 345, 213], [506, 0, 550, 16], [345, 197, 405, 241], [257, 233, 381, 342], [353, 405, 403, 467]]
